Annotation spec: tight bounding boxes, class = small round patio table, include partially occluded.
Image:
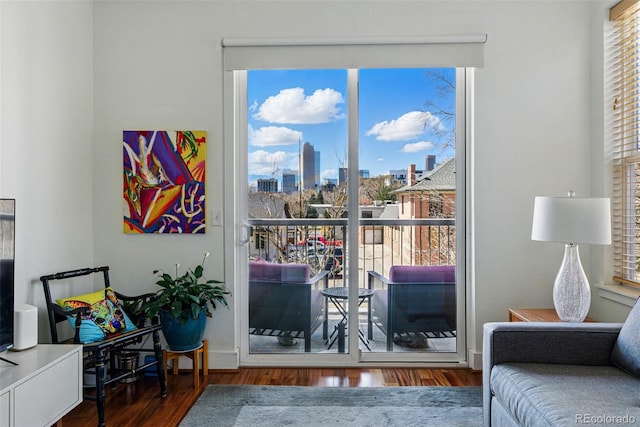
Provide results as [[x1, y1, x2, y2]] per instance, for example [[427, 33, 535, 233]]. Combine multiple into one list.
[[321, 287, 373, 351]]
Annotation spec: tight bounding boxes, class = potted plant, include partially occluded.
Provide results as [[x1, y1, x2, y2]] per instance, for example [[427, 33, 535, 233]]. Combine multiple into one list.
[[142, 252, 230, 351]]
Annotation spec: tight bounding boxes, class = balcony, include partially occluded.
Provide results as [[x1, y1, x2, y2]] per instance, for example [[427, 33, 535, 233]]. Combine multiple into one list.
[[247, 217, 457, 354]]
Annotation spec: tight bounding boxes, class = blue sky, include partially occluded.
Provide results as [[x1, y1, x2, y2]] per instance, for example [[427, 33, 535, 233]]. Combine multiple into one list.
[[247, 68, 455, 187]]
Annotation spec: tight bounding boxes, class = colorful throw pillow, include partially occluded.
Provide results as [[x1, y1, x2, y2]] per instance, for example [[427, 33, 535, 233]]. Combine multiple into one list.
[[56, 287, 137, 344], [611, 297, 640, 378]]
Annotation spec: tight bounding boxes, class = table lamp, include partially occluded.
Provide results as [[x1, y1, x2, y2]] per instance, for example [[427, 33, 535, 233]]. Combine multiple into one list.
[[531, 191, 611, 322]]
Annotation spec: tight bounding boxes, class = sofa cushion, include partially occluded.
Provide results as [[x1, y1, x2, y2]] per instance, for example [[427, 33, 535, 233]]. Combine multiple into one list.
[[611, 297, 640, 378], [491, 363, 640, 427]]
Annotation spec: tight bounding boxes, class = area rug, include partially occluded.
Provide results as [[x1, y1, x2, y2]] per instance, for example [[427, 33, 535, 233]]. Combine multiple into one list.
[[179, 385, 482, 426]]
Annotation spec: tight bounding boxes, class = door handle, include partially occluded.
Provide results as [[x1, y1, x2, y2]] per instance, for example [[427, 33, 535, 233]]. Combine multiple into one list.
[[239, 223, 252, 245]]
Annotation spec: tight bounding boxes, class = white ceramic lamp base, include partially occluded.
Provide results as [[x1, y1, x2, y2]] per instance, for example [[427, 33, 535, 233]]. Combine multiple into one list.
[[553, 243, 590, 322]]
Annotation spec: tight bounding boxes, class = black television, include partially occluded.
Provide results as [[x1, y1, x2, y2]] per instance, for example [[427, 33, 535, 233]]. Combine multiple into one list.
[[0, 199, 15, 355]]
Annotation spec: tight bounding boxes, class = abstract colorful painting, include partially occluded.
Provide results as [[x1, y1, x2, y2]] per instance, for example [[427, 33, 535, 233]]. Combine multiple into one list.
[[123, 130, 206, 234]]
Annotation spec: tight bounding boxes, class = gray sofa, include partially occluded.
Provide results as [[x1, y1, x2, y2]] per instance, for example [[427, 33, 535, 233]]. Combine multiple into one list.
[[483, 299, 640, 426]]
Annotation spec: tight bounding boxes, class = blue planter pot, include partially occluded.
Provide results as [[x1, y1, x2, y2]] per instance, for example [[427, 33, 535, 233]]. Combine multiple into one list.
[[159, 309, 206, 351]]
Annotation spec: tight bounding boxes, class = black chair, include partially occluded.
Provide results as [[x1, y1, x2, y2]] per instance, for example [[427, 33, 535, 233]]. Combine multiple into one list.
[[40, 266, 167, 427], [249, 262, 329, 352], [367, 265, 456, 351]]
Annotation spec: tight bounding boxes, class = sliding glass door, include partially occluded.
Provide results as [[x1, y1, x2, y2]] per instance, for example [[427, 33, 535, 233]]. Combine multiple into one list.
[[358, 69, 459, 356], [245, 69, 350, 355], [235, 67, 466, 364]]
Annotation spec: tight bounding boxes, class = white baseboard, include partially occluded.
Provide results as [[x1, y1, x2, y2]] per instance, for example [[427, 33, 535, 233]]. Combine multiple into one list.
[[208, 349, 239, 370], [468, 348, 482, 370]]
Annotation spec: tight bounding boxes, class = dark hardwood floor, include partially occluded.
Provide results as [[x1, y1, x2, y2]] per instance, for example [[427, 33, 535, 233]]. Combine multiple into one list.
[[60, 367, 482, 426]]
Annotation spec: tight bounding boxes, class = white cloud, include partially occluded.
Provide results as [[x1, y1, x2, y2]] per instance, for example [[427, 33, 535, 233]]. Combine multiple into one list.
[[401, 141, 435, 153], [254, 87, 345, 124], [248, 150, 295, 175], [249, 125, 302, 147], [366, 111, 442, 142], [321, 169, 338, 181], [377, 158, 384, 162]]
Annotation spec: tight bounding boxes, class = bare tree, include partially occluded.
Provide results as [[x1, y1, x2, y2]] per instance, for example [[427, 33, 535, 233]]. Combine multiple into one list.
[[424, 70, 456, 151], [359, 175, 400, 205]]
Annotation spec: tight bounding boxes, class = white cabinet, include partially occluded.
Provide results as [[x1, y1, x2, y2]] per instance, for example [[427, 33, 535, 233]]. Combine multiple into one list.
[[0, 345, 82, 427], [1, 390, 10, 426]]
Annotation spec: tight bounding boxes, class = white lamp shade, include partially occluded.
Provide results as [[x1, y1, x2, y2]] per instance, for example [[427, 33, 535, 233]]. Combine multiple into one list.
[[531, 196, 612, 245]]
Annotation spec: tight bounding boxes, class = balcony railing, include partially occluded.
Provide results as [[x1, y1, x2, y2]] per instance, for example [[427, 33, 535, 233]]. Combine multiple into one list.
[[248, 217, 456, 287]]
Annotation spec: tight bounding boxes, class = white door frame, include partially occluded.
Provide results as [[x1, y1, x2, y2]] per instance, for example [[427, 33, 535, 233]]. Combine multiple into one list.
[[222, 67, 471, 367]]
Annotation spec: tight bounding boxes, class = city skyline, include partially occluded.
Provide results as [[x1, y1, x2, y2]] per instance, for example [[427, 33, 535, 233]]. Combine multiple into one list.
[[247, 68, 456, 190], [251, 151, 440, 192]]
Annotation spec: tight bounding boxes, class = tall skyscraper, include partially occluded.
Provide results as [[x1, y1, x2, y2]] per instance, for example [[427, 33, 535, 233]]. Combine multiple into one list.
[[282, 169, 298, 193], [426, 154, 436, 171], [315, 150, 320, 188], [302, 142, 316, 190], [338, 168, 347, 186]]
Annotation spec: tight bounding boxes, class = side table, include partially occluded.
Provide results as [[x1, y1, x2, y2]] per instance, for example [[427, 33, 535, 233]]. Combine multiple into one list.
[[163, 340, 208, 387], [508, 308, 594, 322]]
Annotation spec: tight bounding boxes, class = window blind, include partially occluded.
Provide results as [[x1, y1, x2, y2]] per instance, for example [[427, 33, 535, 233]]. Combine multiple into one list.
[[222, 35, 486, 71], [611, 0, 640, 289]]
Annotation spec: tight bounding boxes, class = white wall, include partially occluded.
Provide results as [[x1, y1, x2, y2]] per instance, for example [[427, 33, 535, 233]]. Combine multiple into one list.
[[1, 1, 95, 341], [4, 0, 630, 368]]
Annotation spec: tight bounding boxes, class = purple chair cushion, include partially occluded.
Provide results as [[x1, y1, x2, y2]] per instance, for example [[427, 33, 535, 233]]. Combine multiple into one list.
[[388, 265, 455, 283], [249, 262, 311, 283]]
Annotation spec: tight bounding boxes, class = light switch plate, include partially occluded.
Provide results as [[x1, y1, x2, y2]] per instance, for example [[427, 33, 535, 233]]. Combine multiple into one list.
[[211, 210, 222, 226]]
